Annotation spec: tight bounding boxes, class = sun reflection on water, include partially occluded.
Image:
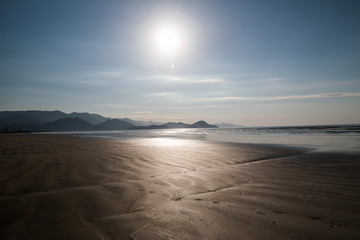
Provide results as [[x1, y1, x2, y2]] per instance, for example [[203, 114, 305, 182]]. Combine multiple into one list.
[[136, 137, 199, 147]]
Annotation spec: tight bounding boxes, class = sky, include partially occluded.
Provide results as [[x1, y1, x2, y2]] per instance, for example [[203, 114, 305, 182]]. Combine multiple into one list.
[[1, 0, 360, 126]]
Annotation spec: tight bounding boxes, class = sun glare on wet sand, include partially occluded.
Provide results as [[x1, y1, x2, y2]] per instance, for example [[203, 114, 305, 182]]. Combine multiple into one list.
[[139, 137, 196, 147]]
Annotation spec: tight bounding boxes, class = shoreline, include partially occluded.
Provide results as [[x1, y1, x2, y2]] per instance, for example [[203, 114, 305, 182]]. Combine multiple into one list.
[[27, 127, 360, 155], [1, 134, 359, 239]]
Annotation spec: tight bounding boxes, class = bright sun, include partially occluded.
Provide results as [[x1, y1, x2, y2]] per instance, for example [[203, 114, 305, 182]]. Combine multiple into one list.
[[153, 24, 183, 57]]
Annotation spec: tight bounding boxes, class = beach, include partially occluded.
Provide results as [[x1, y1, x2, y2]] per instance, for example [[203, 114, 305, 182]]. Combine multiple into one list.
[[0, 134, 359, 240]]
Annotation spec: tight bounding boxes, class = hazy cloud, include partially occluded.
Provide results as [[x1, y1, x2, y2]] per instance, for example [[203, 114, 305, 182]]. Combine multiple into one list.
[[134, 111, 153, 114], [160, 76, 227, 84], [193, 78, 225, 83], [205, 92, 360, 102], [272, 92, 360, 100], [150, 92, 178, 97]]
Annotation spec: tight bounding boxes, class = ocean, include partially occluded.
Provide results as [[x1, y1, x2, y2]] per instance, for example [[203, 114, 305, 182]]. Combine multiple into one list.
[[42, 125, 360, 154]]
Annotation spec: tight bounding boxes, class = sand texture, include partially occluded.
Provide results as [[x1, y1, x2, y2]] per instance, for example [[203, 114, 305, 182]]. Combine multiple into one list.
[[0, 134, 359, 240]]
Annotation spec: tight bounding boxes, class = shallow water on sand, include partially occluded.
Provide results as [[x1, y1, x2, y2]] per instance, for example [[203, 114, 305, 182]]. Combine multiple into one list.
[[1, 134, 359, 240], [43, 125, 360, 154]]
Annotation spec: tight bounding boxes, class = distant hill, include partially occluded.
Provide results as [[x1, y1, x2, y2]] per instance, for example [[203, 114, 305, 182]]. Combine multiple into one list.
[[41, 118, 96, 131], [190, 121, 218, 128], [0, 110, 154, 127], [0, 110, 67, 123], [0, 110, 218, 132], [117, 118, 164, 126], [0, 110, 107, 125], [163, 122, 190, 128], [134, 120, 164, 126], [0, 114, 46, 128], [69, 112, 107, 125], [96, 119, 134, 130], [140, 121, 218, 129], [3, 123, 43, 132]]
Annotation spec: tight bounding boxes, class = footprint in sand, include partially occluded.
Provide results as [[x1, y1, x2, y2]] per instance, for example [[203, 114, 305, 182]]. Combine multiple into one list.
[[256, 211, 266, 215], [273, 210, 284, 214], [330, 221, 341, 228]]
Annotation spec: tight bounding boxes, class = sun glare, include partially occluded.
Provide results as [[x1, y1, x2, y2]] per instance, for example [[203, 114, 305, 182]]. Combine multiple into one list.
[[153, 23, 184, 57]]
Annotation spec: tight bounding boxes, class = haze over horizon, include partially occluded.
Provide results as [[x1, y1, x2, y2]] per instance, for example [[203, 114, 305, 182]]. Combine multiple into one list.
[[1, 0, 360, 126]]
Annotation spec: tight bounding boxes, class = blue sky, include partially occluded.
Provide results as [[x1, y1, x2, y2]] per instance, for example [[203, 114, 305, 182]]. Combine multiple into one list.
[[1, 0, 359, 126]]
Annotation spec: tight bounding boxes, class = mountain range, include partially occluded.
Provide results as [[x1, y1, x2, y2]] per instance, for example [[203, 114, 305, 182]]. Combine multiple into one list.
[[0, 110, 219, 132]]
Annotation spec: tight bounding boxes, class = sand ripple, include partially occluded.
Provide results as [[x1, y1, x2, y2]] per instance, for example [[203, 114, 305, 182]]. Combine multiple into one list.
[[0, 135, 359, 239]]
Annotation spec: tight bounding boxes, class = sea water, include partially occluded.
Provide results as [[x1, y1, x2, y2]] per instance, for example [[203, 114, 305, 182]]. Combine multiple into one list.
[[50, 125, 360, 154]]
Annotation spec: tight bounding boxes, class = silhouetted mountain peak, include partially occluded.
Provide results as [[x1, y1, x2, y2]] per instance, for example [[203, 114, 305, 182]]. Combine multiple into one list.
[[0, 110, 219, 132], [96, 119, 134, 130], [42, 117, 95, 131], [164, 122, 189, 128], [69, 112, 107, 125], [190, 121, 218, 128]]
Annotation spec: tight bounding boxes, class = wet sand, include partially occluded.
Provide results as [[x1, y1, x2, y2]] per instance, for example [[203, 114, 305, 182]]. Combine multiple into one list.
[[0, 134, 359, 240]]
